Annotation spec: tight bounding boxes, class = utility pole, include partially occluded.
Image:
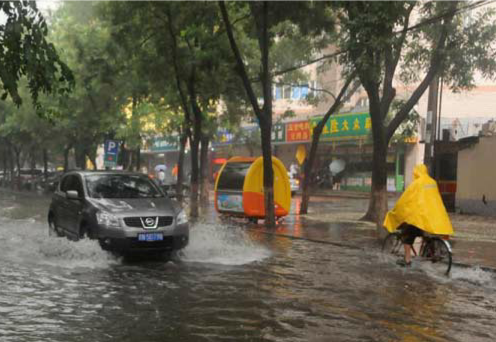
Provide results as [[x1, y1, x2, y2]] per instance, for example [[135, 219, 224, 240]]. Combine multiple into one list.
[[423, 76, 439, 176]]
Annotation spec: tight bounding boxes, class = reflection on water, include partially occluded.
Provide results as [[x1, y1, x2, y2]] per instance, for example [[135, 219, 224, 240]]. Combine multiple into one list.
[[0, 191, 495, 342]]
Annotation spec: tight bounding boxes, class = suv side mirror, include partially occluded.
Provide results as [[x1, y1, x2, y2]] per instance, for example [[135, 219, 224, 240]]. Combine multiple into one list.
[[66, 190, 81, 200]]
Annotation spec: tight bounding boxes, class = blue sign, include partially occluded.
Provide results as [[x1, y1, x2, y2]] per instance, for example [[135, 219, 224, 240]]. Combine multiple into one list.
[[104, 140, 119, 155], [104, 140, 119, 168]]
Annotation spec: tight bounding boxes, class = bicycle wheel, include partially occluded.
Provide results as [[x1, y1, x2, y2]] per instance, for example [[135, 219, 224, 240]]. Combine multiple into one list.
[[382, 233, 404, 258], [421, 238, 453, 275]]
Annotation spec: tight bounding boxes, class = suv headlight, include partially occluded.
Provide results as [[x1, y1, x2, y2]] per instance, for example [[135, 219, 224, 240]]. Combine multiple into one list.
[[96, 211, 121, 228], [176, 210, 188, 225]]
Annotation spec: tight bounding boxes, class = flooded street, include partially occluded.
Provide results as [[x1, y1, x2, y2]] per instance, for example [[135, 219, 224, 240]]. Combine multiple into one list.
[[1, 191, 495, 342]]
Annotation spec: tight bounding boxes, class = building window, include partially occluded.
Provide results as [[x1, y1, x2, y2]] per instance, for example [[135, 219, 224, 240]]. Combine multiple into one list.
[[291, 86, 301, 100], [273, 83, 315, 101], [283, 86, 291, 99], [301, 85, 309, 98], [275, 85, 283, 100]]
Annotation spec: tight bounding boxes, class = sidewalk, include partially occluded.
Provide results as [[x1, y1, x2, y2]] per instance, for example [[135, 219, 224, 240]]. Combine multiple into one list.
[[303, 189, 400, 199], [292, 196, 496, 270]]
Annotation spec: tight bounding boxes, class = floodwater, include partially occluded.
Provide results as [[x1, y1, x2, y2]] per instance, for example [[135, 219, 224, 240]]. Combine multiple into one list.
[[0, 191, 495, 342]]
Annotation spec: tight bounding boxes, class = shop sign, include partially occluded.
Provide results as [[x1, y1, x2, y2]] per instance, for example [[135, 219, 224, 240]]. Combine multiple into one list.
[[272, 123, 286, 143], [150, 137, 178, 152], [387, 177, 396, 192], [286, 121, 311, 142], [310, 112, 371, 141], [213, 129, 235, 146], [214, 124, 285, 145]]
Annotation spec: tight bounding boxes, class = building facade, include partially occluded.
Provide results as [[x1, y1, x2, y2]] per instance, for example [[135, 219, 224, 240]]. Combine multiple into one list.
[[456, 135, 496, 216]]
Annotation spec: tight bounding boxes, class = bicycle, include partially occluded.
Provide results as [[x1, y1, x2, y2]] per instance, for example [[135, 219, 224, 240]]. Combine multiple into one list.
[[382, 230, 453, 275]]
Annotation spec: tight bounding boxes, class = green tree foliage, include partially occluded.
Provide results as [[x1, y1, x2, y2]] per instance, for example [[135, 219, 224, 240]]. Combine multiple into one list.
[[46, 1, 127, 169], [0, 1, 73, 105], [100, 1, 244, 210], [335, 1, 496, 224]]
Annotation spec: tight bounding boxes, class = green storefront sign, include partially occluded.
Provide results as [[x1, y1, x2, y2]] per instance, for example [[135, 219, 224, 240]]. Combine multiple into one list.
[[150, 137, 178, 152], [310, 112, 371, 141], [271, 123, 285, 143]]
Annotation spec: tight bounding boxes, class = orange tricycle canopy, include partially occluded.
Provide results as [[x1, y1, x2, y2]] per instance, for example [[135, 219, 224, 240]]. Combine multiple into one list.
[[214, 156, 291, 218]]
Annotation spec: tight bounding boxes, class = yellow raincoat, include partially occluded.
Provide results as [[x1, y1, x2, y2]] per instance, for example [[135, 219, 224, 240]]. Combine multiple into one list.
[[383, 164, 454, 235]]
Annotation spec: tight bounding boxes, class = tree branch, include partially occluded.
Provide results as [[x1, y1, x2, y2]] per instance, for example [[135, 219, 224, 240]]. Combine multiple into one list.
[[218, 1, 262, 117], [274, 82, 337, 100], [386, 1, 458, 141], [314, 71, 358, 135], [165, 8, 192, 126], [380, 3, 415, 117], [139, 31, 157, 48]]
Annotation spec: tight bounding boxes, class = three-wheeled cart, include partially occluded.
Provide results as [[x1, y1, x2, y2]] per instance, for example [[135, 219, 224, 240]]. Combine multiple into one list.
[[214, 156, 291, 220]]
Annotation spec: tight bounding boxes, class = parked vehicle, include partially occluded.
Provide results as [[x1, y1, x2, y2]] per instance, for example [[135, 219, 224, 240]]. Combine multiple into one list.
[[288, 172, 300, 196], [42, 171, 64, 193], [17, 168, 43, 190], [157, 181, 190, 199], [312, 166, 333, 189], [48, 171, 189, 255]]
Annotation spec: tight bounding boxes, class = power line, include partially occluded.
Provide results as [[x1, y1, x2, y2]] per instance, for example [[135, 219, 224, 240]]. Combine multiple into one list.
[[402, 0, 495, 34], [272, 0, 496, 78]]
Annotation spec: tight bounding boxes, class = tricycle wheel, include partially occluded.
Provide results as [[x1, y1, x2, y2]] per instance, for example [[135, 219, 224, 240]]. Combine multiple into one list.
[[248, 217, 258, 224]]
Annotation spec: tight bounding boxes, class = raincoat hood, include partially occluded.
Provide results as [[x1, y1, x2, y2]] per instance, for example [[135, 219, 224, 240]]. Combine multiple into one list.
[[413, 164, 428, 180], [383, 164, 454, 235]]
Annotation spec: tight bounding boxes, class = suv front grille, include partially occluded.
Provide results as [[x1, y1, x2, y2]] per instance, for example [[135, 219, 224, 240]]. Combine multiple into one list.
[[158, 216, 173, 226], [124, 216, 174, 228], [123, 217, 142, 227]]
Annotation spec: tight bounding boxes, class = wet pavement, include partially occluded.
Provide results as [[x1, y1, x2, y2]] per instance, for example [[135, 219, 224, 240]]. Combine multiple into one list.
[[1, 190, 495, 342]]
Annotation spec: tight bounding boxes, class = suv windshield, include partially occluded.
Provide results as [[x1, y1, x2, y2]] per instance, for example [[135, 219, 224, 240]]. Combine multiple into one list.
[[85, 174, 163, 199]]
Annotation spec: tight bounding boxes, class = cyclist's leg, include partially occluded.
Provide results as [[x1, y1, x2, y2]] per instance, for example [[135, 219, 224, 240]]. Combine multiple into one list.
[[404, 244, 413, 264], [399, 225, 417, 265]]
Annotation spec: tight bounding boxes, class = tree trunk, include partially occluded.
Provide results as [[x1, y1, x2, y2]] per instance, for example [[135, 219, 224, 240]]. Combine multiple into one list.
[[74, 144, 86, 170], [199, 136, 210, 205], [176, 132, 188, 202], [63, 145, 71, 172], [126, 149, 133, 171], [14, 147, 21, 191], [136, 147, 141, 171], [8, 146, 15, 189], [2, 147, 7, 187], [187, 68, 202, 217], [299, 74, 357, 214], [300, 132, 320, 214], [189, 136, 200, 217], [30, 147, 36, 191], [361, 133, 388, 227], [260, 124, 275, 227], [219, 0, 275, 227], [43, 148, 48, 179]]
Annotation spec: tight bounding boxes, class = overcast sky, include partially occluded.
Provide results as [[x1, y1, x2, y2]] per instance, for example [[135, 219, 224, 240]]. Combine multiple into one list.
[[37, 0, 61, 13]]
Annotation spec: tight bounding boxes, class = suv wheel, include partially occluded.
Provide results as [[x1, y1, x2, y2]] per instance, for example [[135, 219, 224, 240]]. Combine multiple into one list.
[[48, 216, 64, 237], [79, 224, 95, 240]]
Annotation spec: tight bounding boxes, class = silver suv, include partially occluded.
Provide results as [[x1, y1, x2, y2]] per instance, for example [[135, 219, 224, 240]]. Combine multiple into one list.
[[48, 171, 189, 254]]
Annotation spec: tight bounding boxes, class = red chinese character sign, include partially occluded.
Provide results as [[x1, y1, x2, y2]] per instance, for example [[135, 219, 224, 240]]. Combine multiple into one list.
[[286, 121, 311, 142]]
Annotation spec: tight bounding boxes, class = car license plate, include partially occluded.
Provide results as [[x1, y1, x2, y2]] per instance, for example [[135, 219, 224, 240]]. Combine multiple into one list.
[[138, 233, 163, 241]]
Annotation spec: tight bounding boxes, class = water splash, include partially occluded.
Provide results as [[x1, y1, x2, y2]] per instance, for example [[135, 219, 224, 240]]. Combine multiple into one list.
[[181, 221, 271, 266], [0, 217, 119, 269], [450, 266, 495, 286]]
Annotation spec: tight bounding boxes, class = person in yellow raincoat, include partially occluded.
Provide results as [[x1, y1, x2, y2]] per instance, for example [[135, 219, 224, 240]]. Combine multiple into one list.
[[383, 164, 454, 266]]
